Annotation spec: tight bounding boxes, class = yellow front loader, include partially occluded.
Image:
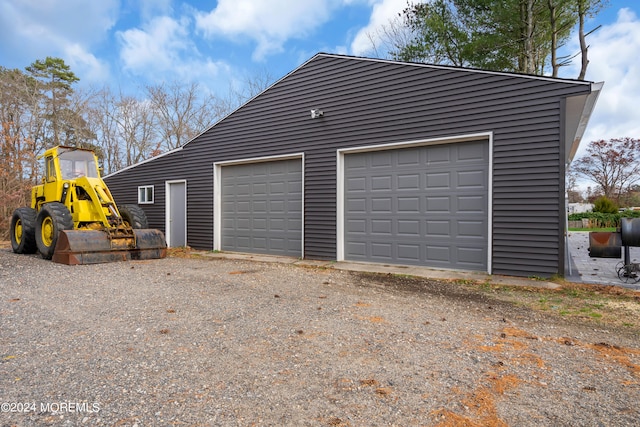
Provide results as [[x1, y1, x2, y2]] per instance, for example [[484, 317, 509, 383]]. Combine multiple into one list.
[[10, 146, 166, 265]]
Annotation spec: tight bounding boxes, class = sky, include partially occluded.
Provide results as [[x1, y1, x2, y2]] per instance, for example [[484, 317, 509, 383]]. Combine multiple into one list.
[[1, 0, 639, 160]]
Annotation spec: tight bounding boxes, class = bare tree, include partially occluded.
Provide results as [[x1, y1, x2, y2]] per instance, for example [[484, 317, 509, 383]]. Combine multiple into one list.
[[361, 14, 415, 59], [145, 81, 220, 152], [91, 87, 121, 174], [565, 163, 584, 202], [61, 88, 98, 148], [0, 67, 40, 237], [225, 67, 276, 110], [116, 95, 157, 166], [575, 0, 608, 80], [89, 86, 160, 172]]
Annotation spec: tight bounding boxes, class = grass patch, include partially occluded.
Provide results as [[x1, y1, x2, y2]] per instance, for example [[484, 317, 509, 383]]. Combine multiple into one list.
[[568, 227, 617, 232], [472, 281, 640, 333]]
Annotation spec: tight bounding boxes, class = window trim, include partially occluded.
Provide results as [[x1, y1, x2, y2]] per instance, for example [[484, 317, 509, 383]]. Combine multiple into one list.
[[138, 185, 154, 204]]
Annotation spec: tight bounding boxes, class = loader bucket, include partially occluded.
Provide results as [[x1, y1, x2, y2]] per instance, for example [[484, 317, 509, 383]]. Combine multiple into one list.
[[52, 229, 167, 265]]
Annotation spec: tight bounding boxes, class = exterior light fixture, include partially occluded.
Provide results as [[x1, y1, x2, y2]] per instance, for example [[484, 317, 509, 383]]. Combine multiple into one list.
[[310, 109, 324, 119]]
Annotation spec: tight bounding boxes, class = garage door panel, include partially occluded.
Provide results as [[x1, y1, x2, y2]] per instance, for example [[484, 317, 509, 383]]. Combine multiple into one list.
[[236, 183, 251, 195], [397, 197, 419, 212], [269, 200, 285, 212], [221, 158, 302, 257], [398, 174, 420, 189], [398, 220, 420, 235], [269, 182, 285, 194], [372, 197, 393, 212], [252, 238, 267, 250], [252, 200, 267, 213], [348, 241, 367, 256], [457, 248, 486, 269], [426, 172, 451, 189], [371, 219, 392, 234], [458, 195, 485, 213], [398, 148, 421, 165], [397, 244, 420, 261], [347, 177, 366, 192], [426, 220, 450, 236], [426, 196, 451, 213], [347, 198, 366, 213], [458, 220, 485, 238], [237, 218, 250, 230], [288, 181, 302, 192], [427, 145, 451, 164], [270, 218, 285, 231], [252, 218, 267, 231], [458, 143, 486, 161], [372, 152, 393, 167], [372, 243, 392, 257], [345, 140, 488, 271], [372, 175, 392, 190], [235, 237, 250, 250], [253, 182, 267, 193], [458, 170, 485, 188], [426, 245, 451, 262]]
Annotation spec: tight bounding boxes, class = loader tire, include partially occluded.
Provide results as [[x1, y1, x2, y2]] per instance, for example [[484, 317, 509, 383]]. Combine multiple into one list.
[[36, 202, 74, 260], [10, 207, 38, 254], [119, 205, 149, 229]]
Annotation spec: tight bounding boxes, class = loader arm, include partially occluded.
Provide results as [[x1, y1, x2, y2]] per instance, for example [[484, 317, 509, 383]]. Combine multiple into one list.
[[71, 176, 124, 229]]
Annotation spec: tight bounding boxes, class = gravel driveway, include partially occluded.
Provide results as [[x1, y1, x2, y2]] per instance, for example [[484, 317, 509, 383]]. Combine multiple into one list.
[[1, 249, 639, 426]]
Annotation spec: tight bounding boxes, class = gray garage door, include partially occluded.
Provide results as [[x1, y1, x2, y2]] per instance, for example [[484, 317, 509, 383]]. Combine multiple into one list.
[[344, 140, 488, 271], [221, 158, 302, 257]]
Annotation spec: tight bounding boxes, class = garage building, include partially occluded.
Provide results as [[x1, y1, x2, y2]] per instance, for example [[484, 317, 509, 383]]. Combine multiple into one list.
[[105, 53, 601, 278]]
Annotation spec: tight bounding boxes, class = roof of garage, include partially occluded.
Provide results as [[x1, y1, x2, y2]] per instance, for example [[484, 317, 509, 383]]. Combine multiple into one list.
[[107, 53, 602, 178]]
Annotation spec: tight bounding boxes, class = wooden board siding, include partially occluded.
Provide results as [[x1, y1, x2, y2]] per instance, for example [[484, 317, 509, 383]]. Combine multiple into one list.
[[105, 54, 593, 277]]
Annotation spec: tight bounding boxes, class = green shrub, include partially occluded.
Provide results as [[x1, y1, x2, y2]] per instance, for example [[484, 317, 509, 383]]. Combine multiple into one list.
[[568, 209, 640, 228], [593, 196, 619, 214]]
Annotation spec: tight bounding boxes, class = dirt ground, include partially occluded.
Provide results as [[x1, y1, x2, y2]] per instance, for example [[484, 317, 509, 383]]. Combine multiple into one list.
[[1, 246, 639, 426]]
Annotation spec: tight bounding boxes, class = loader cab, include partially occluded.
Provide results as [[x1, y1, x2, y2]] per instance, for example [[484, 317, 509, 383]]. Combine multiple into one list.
[[57, 148, 100, 180], [35, 146, 102, 211]]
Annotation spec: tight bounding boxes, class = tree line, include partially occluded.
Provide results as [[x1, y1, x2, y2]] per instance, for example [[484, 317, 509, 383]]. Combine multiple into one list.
[[369, 0, 607, 79], [0, 57, 272, 237]]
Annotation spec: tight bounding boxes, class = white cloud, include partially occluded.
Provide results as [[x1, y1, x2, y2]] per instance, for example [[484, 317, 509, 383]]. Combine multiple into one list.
[[118, 16, 192, 72], [350, 0, 418, 56], [0, 0, 117, 86], [116, 15, 231, 91], [568, 8, 640, 155], [138, 0, 173, 22], [63, 44, 110, 84], [195, 0, 339, 61], [0, 0, 118, 58]]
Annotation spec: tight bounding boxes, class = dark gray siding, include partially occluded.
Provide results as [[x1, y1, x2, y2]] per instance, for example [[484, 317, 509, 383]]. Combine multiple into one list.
[[105, 54, 592, 277]]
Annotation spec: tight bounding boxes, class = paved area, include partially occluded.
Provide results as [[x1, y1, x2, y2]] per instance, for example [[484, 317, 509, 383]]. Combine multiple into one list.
[[200, 231, 640, 292], [566, 230, 640, 290]]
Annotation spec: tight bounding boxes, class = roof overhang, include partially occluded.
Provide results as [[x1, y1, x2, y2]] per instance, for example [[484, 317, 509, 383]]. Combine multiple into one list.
[[565, 81, 604, 163]]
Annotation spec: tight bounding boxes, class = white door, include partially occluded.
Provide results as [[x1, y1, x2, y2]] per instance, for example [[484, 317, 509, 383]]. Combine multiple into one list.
[[167, 181, 186, 247]]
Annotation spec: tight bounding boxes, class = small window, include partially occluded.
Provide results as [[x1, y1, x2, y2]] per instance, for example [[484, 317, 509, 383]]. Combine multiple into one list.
[[46, 156, 56, 182], [138, 186, 154, 204]]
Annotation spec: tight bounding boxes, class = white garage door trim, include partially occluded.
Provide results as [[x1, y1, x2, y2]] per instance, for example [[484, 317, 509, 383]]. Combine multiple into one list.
[[213, 153, 305, 256], [337, 132, 493, 273]]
